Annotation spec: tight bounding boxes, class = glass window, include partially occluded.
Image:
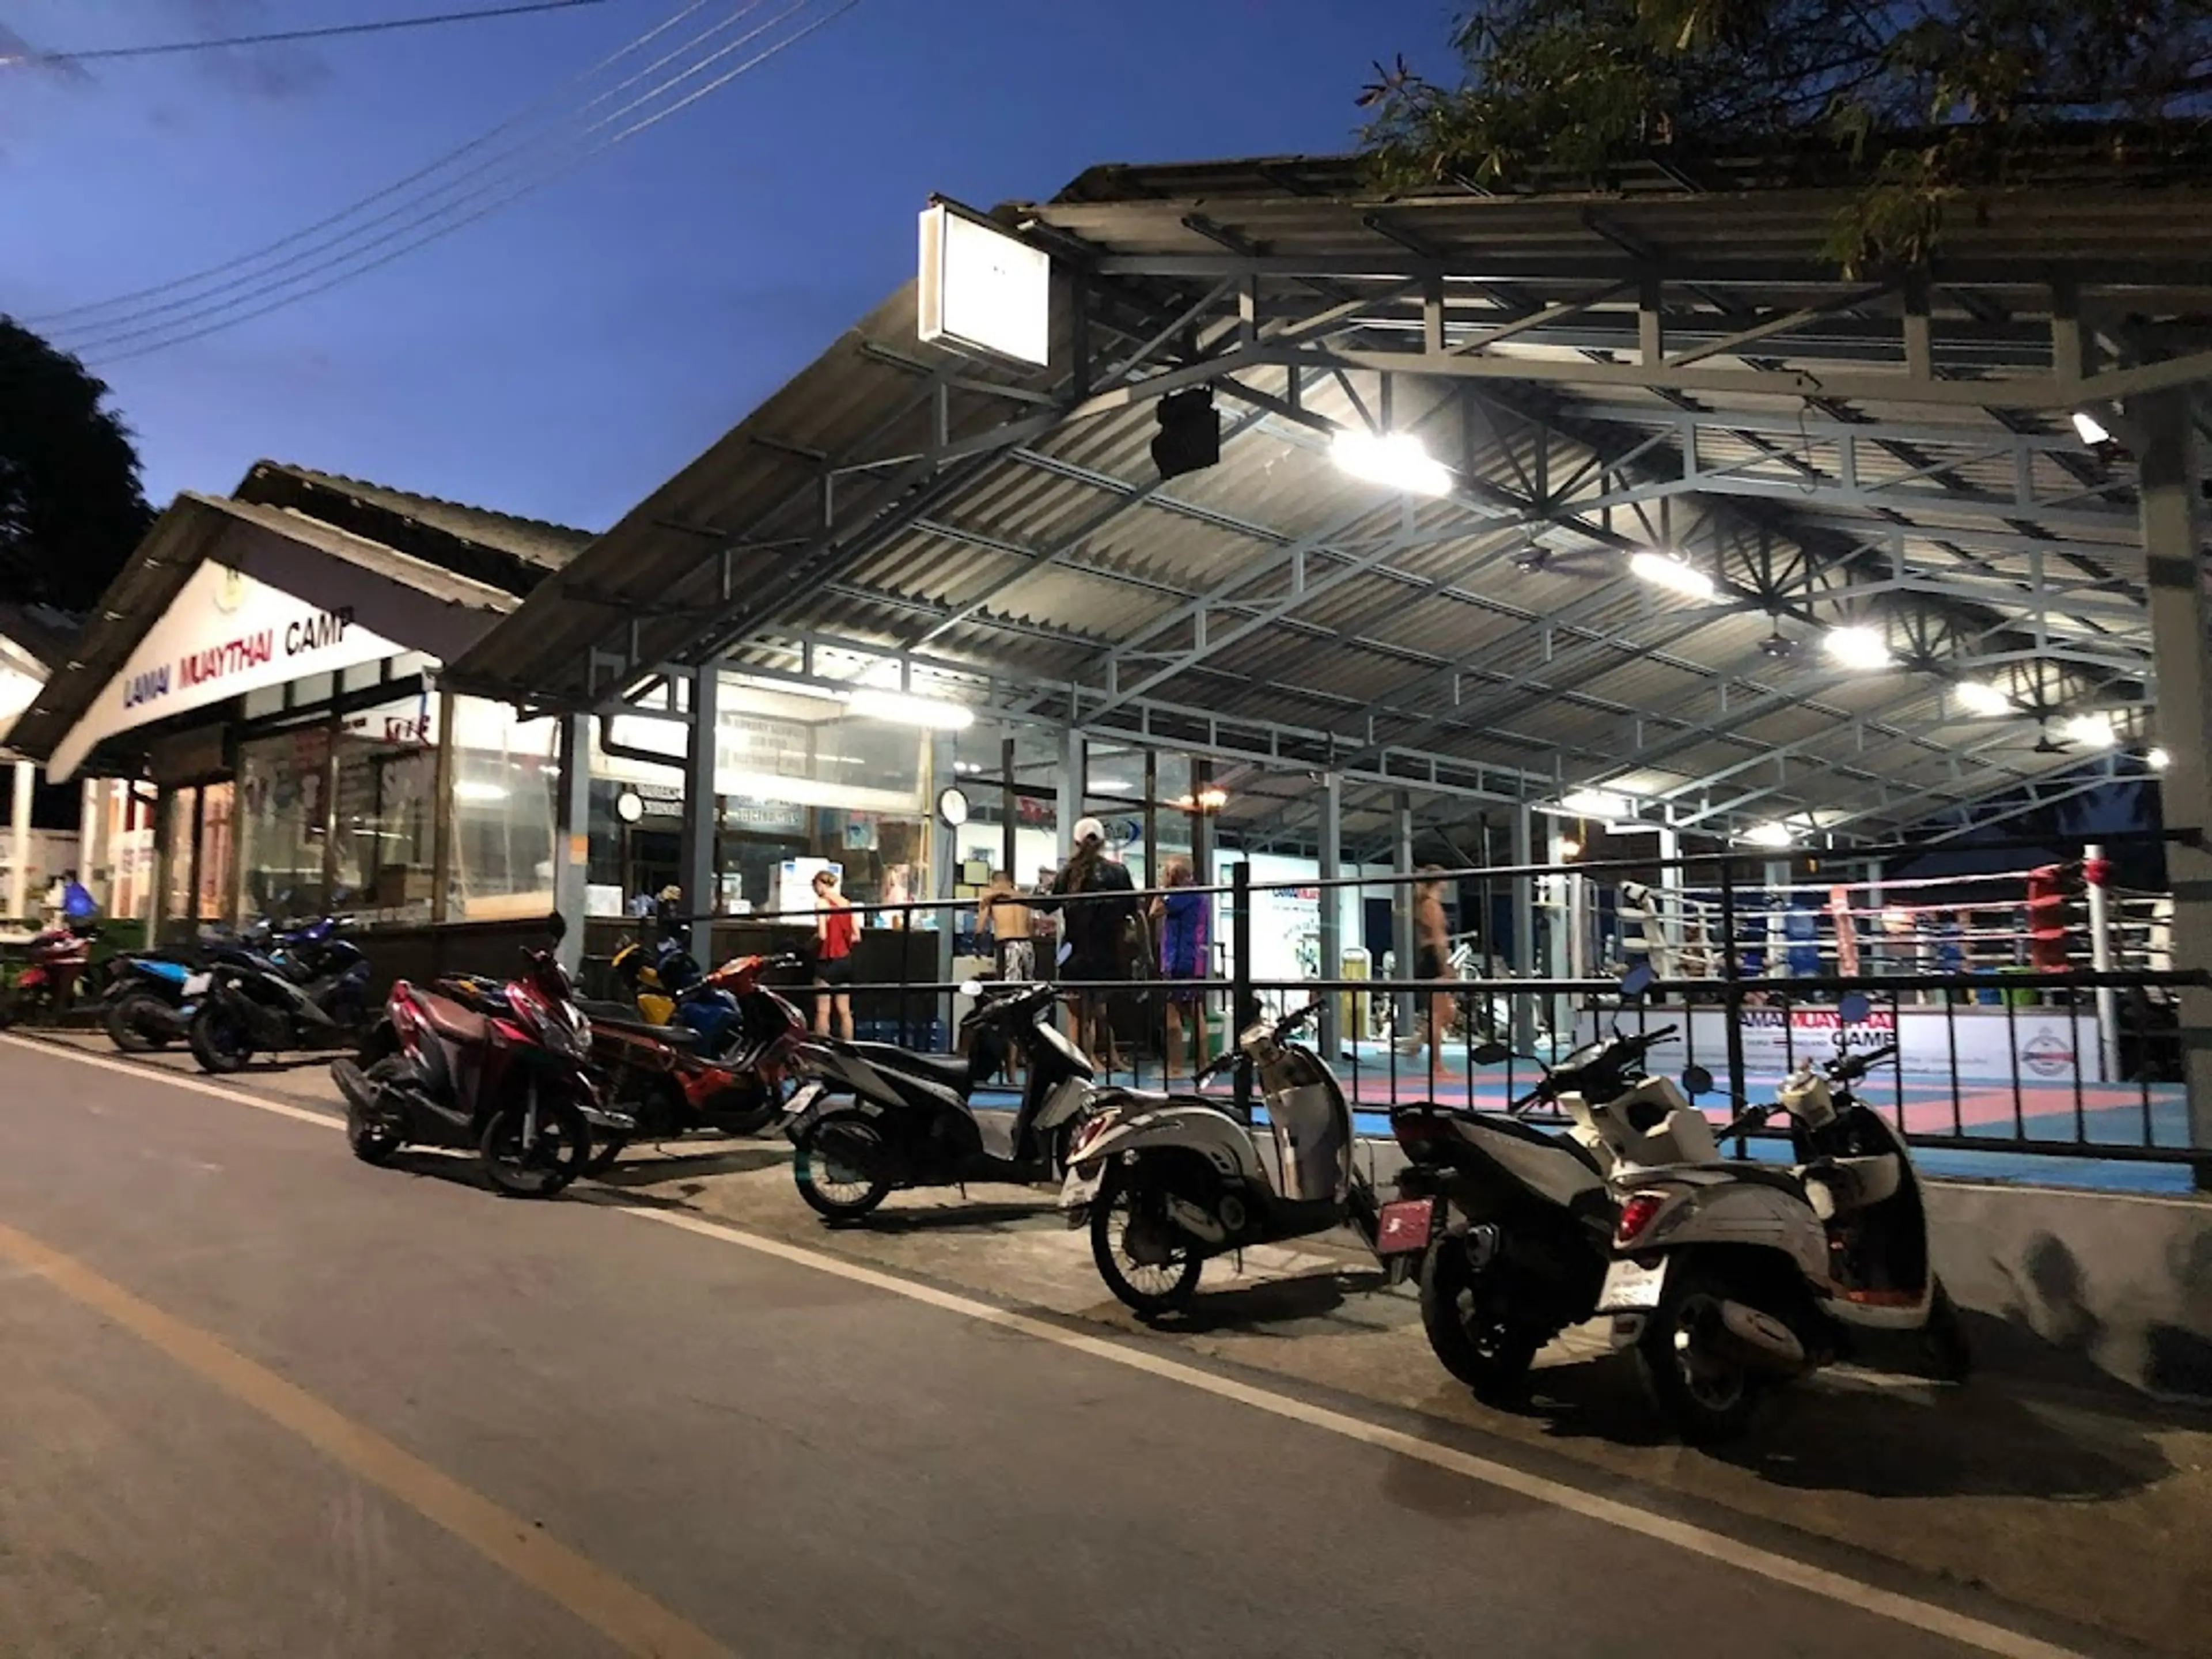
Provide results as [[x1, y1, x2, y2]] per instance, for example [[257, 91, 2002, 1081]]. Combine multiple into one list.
[[450, 696, 558, 922], [198, 782, 234, 926], [332, 692, 440, 923], [164, 788, 196, 922], [236, 724, 332, 922]]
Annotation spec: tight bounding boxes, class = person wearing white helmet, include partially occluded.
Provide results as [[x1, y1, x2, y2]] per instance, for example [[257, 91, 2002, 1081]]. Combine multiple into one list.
[[1035, 815, 1138, 1069]]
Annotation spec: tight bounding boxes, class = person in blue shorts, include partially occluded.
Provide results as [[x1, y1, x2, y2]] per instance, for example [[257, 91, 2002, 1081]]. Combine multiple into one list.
[[1152, 857, 1210, 1078]]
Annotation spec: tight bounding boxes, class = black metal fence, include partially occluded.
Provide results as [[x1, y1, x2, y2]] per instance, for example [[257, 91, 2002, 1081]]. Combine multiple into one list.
[[585, 829, 2207, 1186]]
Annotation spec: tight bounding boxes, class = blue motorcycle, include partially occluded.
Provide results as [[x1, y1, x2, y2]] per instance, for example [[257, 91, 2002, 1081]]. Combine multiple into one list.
[[188, 916, 372, 1073], [101, 926, 291, 1053]]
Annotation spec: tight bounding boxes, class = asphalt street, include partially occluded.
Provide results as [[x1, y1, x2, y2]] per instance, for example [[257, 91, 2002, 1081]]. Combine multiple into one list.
[[0, 1036, 2135, 1658]]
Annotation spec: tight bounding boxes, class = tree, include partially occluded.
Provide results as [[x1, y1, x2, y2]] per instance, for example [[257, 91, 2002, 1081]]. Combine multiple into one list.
[[0, 318, 154, 612], [1359, 1, 2212, 268]]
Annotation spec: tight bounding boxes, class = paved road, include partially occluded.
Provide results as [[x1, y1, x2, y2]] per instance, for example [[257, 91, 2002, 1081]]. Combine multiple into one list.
[[0, 1037, 2105, 1658]]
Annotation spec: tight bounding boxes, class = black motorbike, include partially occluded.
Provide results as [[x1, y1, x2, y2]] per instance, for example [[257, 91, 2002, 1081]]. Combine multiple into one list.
[[189, 916, 372, 1073], [101, 925, 292, 1052], [783, 979, 1103, 1221]]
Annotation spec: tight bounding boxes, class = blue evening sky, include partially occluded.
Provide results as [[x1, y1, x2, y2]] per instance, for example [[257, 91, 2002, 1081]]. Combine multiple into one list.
[[2, 1, 1455, 533]]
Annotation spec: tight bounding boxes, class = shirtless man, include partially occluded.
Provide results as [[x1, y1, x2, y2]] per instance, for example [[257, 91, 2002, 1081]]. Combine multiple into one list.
[[1401, 868, 1454, 1056]]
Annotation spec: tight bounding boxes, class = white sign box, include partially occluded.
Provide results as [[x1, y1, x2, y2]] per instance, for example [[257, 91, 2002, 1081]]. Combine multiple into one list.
[[918, 203, 1051, 367], [50, 560, 404, 781]]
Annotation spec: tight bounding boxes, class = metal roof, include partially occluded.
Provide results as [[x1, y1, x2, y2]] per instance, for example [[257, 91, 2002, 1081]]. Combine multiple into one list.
[[444, 143, 2212, 846]]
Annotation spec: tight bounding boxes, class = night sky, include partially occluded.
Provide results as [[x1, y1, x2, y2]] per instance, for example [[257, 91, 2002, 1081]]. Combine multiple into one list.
[[2, 0, 1455, 533]]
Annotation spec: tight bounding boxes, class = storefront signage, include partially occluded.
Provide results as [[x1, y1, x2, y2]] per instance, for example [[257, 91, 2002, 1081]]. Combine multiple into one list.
[[1577, 1002, 2097, 1085], [50, 561, 405, 781]]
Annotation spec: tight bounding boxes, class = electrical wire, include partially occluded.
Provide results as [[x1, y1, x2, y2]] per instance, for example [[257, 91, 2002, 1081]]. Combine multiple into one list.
[[1, 1, 612, 68], [79, 0, 861, 366], [25, 0, 722, 328], [44, 0, 787, 350]]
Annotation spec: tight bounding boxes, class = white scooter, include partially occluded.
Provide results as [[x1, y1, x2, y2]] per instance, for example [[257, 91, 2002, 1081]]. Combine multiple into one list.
[[1059, 1000, 1382, 1317], [1597, 1023, 1971, 1443]]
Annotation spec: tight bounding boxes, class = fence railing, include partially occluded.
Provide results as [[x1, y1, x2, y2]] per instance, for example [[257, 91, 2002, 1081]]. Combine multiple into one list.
[[581, 830, 2208, 1183]]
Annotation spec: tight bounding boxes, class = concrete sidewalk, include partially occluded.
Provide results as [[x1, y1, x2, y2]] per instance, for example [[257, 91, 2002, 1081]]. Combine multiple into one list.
[[24, 1029, 2212, 1657]]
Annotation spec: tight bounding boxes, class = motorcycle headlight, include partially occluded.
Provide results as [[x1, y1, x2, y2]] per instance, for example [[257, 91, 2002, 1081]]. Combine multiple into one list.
[[571, 1012, 593, 1055]]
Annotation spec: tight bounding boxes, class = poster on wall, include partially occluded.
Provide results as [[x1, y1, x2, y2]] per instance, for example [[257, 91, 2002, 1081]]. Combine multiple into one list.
[[1575, 1002, 2097, 1085]]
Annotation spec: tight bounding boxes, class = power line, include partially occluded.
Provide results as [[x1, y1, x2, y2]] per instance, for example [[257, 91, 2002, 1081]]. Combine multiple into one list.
[[69, 0, 863, 366], [0, 0, 612, 68]]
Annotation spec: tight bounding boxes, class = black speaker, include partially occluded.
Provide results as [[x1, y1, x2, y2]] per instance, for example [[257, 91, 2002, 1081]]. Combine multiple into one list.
[[1150, 387, 1220, 480]]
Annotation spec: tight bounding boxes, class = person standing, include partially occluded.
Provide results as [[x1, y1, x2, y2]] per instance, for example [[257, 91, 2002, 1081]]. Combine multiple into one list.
[[1400, 868, 1453, 1056], [978, 869, 1035, 982], [1036, 817, 1137, 1070], [1151, 857, 1210, 1078], [810, 867, 858, 1041]]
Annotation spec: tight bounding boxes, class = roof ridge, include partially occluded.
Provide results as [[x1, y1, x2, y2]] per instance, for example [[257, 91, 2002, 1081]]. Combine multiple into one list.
[[252, 460, 597, 541]]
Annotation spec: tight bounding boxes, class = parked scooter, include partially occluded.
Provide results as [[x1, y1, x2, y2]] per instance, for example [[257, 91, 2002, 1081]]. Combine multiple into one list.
[[1374, 1024, 1714, 1397], [1058, 999, 1384, 1318], [0, 919, 97, 1028], [331, 936, 597, 1198], [785, 978, 1102, 1221], [101, 924, 297, 1052], [188, 916, 371, 1072], [1598, 1022, 1970, 1442]]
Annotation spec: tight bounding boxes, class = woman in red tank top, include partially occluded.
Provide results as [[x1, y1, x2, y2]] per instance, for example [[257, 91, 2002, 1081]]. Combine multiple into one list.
[[812, 868, 858, 1040]]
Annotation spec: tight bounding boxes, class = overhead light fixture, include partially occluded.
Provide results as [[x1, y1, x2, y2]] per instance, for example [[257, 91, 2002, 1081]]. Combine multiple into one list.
[[1741, 821, 1796, 850], [2062, 710, 2116, 749], [1196, 784, 1229, 812], [846, 687, 976, 730], [1330, 429, 1453, 498], [2071, 410, 2113, 446], [1151, 387, 1221, 481], [2148, 746, 2172, 771], [1758, 632, 1798, 660], [1513, 544, 1549, 573], [1954, 679, 2014, 717], [1559, 786, 1634, 819], [1823, 626, 1892, 671], [1092, 778, 1133, 794], [1556, 837, 1582, 859], [1629, 550, 1717, 602]]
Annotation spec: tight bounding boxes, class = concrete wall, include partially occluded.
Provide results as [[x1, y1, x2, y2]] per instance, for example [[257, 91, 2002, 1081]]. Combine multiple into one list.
[[1925, 1182, 2212, 1402]]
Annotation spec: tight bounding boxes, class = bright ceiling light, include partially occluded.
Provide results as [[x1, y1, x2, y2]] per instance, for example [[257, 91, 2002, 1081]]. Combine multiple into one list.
[[2071, 410, 2113, 446], [2062, 710, 2116, 749], [1559, 786, 1634, 819], [1330, 429, 1452, 498], [1741, 821, 1796, 849], [1092, 778, 1133, 794], [1954, 679, 2013, 716], [1629, 550, 1717, 602], [1556, 837, 1582, 859], [2147, 746, 2172, 770], [846, 687, 976, 730], [1823, 626, 1892, 671]]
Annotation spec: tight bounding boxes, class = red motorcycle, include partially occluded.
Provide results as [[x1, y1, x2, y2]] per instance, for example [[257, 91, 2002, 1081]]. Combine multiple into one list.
[[332, 946, 596, 1198], [0, 921, 97, 1029]]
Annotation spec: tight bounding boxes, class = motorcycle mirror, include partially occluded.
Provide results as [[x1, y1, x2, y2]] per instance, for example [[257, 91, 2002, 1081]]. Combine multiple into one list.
[[546, 911, 569, 945], [959, 979, 983, 998], [1836, 990, 1872, 1024], [1618, 961, 1656, 1000], [1469, 1041, 1512, 1065], [1681, 1063, 1714, 1098]]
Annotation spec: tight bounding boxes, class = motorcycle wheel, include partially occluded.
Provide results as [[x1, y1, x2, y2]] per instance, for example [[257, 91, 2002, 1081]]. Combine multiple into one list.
[[1089, 1173, 1202, 1319], [480, 1095, 592, 1199], [1418, 1237, 1541, 1401], [188, 1006, 255, 1073], [1635, 1264, 1764, 1445], [106, 990, 172, 1053], [1922, 1278, 1974, 1383], [346, 1057, 409, 1166], [791, 1110, 891, 1221]]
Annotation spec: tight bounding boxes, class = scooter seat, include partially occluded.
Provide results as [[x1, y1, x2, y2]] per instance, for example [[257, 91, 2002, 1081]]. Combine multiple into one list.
[[577, 997, 647, 1024], [595, 1014, 700, 1049], [1718, 1162, 1808, 1200], [416, 991, 490, 1046], [847, 1041, 971, 1092]]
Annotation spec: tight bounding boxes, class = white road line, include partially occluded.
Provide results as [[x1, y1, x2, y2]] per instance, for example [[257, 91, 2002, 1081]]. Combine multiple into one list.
[[1, 1033, 2087, 1659]]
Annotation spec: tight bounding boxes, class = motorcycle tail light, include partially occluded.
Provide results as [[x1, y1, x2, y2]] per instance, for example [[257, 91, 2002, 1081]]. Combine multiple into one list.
[[1390, 1111, 1451, 1151], [1615, 1192, 1668, 1246]]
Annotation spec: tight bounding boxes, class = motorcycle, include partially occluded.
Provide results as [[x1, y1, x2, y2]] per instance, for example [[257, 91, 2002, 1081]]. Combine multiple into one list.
[[331, 941, 597, 1198], [1058, 1000, 1385, 1319], [445, 952, 809, 1172], [1598, 1024, 1971, 1443], [188, 916, 371, 1072], [101, 925, 296, 1052], [0, 919, 97, 1028], [1374, 1024, 1718, 1399], [784, 978, 1103, 1222]]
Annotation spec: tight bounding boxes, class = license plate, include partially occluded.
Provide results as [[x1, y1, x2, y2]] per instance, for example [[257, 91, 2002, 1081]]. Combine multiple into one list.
[[1598, 1256, 1668, 1312], [1059, 1164, 1104, 1211], [782, 1082, 824, 1121], [181, 973, 211, 997], [1374, 1197, 1438, 1256]]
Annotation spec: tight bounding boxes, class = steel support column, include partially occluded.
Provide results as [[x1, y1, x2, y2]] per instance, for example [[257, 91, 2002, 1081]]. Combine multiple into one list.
[[551, 715, 591, 976], [2138, 389, 2212, 1180], [1318, 771, 1343, 1060], [9, 760, 33, 922], [1058, 728, 1084, 863], [680, 665, 720, 961], [1512, 804, 1536, 1050], [1392, 791, 1415, 1046]]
